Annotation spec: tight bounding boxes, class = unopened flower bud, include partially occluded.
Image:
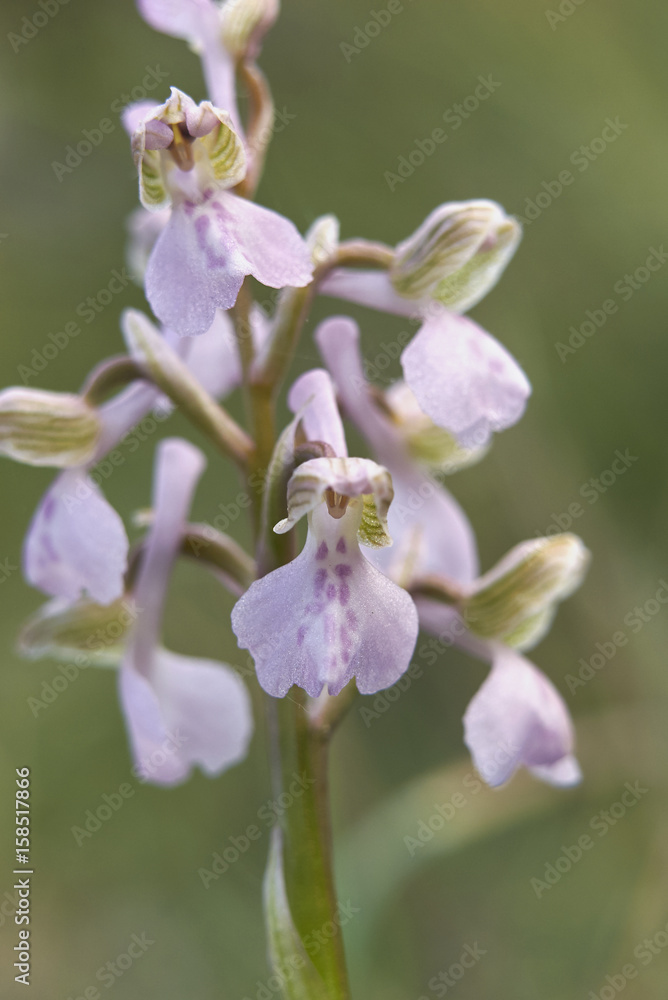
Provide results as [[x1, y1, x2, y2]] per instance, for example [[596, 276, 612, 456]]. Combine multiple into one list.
[[220, 0, 280, 60], [0, 388, 100, 467], [382, 381, 487, 473], [306, 214, 340, 267], [463, 534, 590, 649], [18, 595, 140, 665], [390, 200, 521, 312]]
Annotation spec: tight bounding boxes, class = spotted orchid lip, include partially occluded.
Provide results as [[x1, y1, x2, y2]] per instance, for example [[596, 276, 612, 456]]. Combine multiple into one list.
[[231, 500, 419, 699]]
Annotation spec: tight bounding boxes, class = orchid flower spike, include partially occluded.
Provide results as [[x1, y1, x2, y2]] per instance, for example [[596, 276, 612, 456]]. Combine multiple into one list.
[[231, 369, 419, 698], [119, 437, 253, 785], [125, 88, 313, 337]]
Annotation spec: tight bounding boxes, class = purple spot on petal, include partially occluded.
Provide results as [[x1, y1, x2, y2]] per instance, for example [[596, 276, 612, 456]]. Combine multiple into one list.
[[297, 625, 306, 646], [313, 569, 327, 595], [339, 583, 350, 606], [195, 213, 229, 269], [316, 541, 329, 560], [336, 537, 347, 553], [326, 584, 336, 601], [335, 563, 352, 578]]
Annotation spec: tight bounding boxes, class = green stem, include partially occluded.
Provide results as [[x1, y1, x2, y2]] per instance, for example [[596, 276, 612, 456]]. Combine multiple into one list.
[[238, 281, 353, 995], [268, 691, 352, 998], [251, 238, 395, 394], [81, 355, 146, 404]]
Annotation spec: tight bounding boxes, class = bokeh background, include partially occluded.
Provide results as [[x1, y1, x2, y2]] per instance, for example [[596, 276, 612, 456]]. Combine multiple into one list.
[[1, 1, 667, 997]]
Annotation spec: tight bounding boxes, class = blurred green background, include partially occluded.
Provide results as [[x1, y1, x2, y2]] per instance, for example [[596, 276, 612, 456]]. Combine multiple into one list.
[[1, 0, 667, 997]]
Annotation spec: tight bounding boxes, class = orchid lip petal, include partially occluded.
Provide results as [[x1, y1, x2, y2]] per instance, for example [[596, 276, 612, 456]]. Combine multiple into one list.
[[23, 470, 128, 606], [463, 645, 579, 788], [119, 648, 253, 786], [401, 309, 531, 448], [145, 193, 312, 338], [232, 503, 418, 698]]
